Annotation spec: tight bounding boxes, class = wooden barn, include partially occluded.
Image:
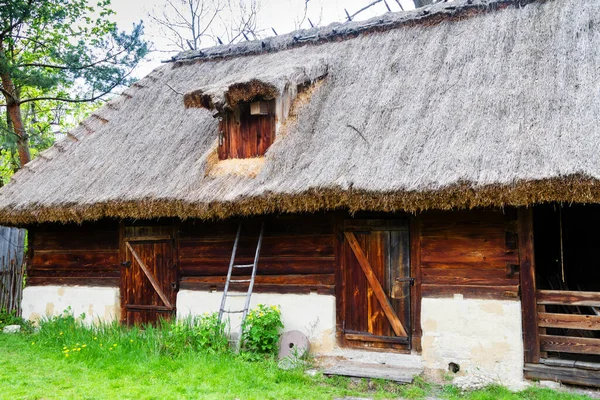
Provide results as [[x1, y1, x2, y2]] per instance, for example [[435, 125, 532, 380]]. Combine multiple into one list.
[[0, 0, 599, 388]]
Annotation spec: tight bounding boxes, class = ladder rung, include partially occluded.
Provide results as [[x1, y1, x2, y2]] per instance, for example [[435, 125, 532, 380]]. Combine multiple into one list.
[[233, 264, 254, 268], [230, 279, 251, 283], [222, 309, 245, 314], [226, 294, 247, 297]]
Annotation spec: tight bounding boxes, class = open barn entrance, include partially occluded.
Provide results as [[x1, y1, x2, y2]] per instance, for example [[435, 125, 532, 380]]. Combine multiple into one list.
[[525, 204, 600, 385]]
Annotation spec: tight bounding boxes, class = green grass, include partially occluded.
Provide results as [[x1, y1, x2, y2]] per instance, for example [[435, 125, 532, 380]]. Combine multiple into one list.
[[0, 312, 595, 400]]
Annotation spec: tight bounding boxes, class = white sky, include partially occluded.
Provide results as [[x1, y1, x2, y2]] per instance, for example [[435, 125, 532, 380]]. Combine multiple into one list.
[[108, 0, 416, 77]]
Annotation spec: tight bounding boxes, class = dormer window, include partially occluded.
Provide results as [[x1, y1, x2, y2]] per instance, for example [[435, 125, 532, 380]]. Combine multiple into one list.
[[217, 98, 275, 160]]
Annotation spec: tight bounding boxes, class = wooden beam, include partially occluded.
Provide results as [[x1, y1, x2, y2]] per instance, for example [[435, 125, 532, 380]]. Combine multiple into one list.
[[524, 363, 600, 388], [125, 242, 174, 310], [518, 207, 540, 364], [540, 334, 600, 355], [124, 235, 172, 242], [537, 290, 600, 307], [345, 332, 409, 344], [344, 232, 408, 338], [539, 312, 600, 330], [410, 214, 422, 352]]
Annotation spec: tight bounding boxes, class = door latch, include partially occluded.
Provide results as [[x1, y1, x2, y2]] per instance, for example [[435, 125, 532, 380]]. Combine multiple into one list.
[[121, 261, 131, 268]]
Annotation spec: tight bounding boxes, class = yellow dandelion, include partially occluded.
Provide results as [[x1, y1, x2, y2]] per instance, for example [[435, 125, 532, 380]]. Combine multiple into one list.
[[109, 348, 113, 351], [113, 344, 117, 347], [31, 342, 35, 345], [65, 354, 69, 357], [100, 344, 103, 347], [59, 332, 63, 335], [130, 339, 133, 343], [77, 348, 81, 351], [63, 346, 67, 350], [82, 344, 87, 348]]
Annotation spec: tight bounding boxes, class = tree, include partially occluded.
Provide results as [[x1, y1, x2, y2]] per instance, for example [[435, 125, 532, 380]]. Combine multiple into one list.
[[149, 0, 261, 52], [0, 0, 149, 169]]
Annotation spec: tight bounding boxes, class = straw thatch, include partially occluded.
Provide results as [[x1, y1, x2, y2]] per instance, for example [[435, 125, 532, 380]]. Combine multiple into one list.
[[0, 0, 599, 225]]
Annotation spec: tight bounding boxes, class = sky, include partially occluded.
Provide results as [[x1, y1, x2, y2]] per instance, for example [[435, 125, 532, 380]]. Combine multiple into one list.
[[108, 0, 417, 77]]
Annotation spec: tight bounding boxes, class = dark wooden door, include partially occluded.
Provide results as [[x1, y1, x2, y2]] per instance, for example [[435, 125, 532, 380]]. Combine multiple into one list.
[[340, 220, 411, 350], [120, 224, 177, 325]]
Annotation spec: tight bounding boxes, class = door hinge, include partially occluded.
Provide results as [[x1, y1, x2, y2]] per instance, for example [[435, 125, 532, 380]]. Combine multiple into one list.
[[121, 261, 131, 268]]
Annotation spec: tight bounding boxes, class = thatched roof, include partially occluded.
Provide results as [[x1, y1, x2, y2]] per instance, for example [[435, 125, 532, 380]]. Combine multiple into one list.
[[1, 0, 599, 225]]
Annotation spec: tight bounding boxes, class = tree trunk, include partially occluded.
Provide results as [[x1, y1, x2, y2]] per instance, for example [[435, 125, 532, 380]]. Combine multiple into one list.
[[0, 73, 31, 167]]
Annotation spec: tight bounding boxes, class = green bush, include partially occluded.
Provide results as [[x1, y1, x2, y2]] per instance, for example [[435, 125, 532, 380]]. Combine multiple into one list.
[[166, 313, 229, 355], [0, 308, 33, 333], [241, 304, 284, 358]]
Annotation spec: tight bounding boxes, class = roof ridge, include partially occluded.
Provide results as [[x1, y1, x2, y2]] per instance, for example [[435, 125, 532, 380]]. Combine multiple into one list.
[[169, 0, 537, 64]]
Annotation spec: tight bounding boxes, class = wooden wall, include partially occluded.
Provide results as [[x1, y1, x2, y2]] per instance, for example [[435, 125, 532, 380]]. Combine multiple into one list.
[[418, 209, 520, 299], [25, 209, 522, 303], [178, 214, 335, 294], [28, 221, 120, 286]]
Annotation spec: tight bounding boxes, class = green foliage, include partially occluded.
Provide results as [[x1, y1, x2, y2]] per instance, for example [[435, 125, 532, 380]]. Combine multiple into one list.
[[0, 321, 596, 400], [241, 304, 284, 358], [0, 0, 149, 169], [35, 308, 230, 359], [165, 313, 229, 355], [0, 308, 33, 332]]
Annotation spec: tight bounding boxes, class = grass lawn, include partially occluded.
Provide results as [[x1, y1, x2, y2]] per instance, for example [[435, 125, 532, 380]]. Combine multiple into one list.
[[0, 333, 596, 400], [0, 309, 596, 400]]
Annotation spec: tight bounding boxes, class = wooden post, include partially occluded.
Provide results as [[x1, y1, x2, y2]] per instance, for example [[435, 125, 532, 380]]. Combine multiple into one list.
[[410, 214, 423, 352], [518, 207, 540, 364]]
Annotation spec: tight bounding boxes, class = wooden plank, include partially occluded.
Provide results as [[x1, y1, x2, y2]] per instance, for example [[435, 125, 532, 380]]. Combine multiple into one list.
[[518, 207, 540, 364], [31, 251, 119, 269], [323, 362, 421, 383], [124, 236, 172, 243], [538, 312, 600, 330], [125, 304, 174, 312], [344, 232, 408, 338], [410, 215, 422, 352], [181, 274, 334, 286], [540, 334, 600, 355], [541, 358, 600, 371], [421, 284, 519, 299], [524, 363, 600, 388], [537, 290, 600, 307], [179, 234, 334, 260], [345, 332, 409, 344], [27, 276, 119, 287], [179, 280, 334, 295], [126, 242, 173, 310], [179, 257, 334, 277], [333, 214, 345, 346], [422, 268, 519, 286]]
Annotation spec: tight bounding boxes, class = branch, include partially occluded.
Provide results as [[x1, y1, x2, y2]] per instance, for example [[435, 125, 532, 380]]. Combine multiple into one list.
[[19, 69, 134, 105], [351, 0, 384, 19]]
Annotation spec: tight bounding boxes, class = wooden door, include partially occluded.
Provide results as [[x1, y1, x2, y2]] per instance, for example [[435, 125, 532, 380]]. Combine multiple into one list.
[[120, 224, 177, 325], [340, 220, 411, 350]]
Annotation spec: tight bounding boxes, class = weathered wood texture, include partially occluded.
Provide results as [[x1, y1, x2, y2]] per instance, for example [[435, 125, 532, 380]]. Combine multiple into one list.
[[419, 210, 520, 299], [524, 363, 600, 388], [218, 100, 275, 160], [338, 219, 411, 351], [0, 226, 26, 315], [28, 221, 120, 287], [178, 215, 335, 294], [121, 224, 177, 325], [518, 207, 540, 364]]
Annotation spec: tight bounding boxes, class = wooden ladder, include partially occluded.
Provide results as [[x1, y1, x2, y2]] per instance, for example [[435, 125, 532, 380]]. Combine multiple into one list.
[[218, 221, 265, 351]]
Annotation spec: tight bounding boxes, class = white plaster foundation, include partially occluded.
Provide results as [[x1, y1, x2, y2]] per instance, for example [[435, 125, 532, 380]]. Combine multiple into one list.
[[177, 290, 337, 353], [21, 286, 120, 324], [421, 295, 524, 385]]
